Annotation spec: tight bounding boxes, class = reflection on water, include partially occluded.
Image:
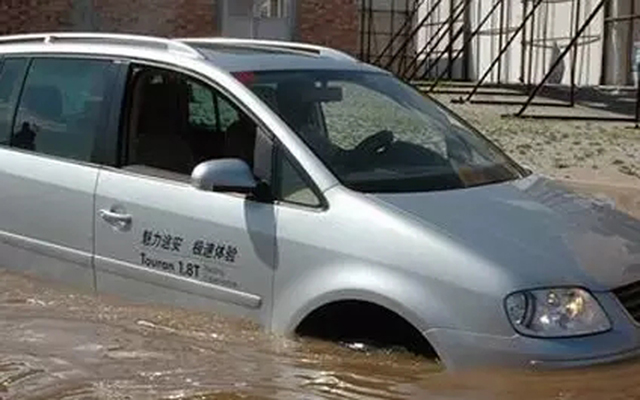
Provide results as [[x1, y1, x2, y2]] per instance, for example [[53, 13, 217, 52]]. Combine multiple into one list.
[[0, 269, 639, 400]]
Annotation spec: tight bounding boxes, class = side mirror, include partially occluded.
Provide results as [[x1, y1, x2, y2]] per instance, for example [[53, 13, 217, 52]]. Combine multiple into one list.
[[191, 159, 257, 194]]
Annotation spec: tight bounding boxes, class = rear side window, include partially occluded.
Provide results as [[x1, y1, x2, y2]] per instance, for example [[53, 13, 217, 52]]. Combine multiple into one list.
[[12, 58, 116, 162], [0, 59, 28, 146]]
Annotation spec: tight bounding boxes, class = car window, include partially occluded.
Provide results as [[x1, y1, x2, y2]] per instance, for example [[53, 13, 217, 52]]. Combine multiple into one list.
[[11, 58, 115, 162], [187, 80, 216, 130], [187, 81, 240, 133], [241, 70, 524, 193], [275, 148, 321, 207], [0, 59, 28, 146], [123, 65, 320, 207], [125, 67, 232, 176], [217, 95, 240, 131]]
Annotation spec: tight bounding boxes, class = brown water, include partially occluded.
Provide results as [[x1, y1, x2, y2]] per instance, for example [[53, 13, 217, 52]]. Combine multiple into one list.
[[1, 270, 640, 400]]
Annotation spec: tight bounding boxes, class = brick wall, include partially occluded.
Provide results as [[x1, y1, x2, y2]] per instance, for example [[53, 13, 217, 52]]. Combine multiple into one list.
[[93, 0, 217, 37], [0, 0, 75, 35], [0, 0, 218, 37], [296, 0, 359, 55], [0, 0, 361, 55]]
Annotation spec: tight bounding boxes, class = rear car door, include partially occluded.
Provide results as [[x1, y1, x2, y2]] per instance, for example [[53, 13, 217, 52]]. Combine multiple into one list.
[[93, 64, 276, 324], [0, 56, 120, 289]]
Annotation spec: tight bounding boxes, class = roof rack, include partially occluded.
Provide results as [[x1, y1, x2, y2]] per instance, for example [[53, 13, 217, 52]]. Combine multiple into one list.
[[177, 37, 357, 62], [0, 33, 203, 59]]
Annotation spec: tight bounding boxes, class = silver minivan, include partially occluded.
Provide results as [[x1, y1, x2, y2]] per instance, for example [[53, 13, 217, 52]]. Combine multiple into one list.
[[1, 33, 640, 371]]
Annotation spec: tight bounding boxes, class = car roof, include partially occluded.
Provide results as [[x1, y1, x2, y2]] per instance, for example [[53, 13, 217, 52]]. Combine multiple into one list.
[[190, 44, 384, 74], [0, 33, 389, 75]]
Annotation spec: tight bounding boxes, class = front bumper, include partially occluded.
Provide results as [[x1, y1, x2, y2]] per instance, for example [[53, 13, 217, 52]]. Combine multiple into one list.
[[427, 292, 640, 370]]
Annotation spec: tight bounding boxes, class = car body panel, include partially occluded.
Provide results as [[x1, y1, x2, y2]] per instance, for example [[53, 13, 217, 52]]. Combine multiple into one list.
[[427, 290, 640, 370], [271, 185, 517, 338], [371, 174, 640, 291], [0, 148, 97, 289], [93, 168, 276, 324]]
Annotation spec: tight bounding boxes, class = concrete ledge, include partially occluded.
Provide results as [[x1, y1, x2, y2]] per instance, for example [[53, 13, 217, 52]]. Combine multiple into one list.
[[556, 178, 640, 218]]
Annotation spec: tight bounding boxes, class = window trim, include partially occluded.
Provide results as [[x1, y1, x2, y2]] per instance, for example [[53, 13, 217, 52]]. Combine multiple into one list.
[[7, 57, 31, 148], [114, 59, 328, 211], [0, 57, 30, 148]]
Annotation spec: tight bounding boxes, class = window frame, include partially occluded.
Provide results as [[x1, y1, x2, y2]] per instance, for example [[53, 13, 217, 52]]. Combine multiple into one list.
[[113, 59, 328, 211], [0, 53, 126, 169], [0, 56, 29, 148]]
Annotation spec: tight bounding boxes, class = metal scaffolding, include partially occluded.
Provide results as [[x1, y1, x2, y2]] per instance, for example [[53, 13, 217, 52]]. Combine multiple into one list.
[[357, 0, 640, 127]]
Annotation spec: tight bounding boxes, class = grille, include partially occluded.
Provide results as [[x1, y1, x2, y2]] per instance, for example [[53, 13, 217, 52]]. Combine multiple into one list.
[[613, 281, 640, 323]]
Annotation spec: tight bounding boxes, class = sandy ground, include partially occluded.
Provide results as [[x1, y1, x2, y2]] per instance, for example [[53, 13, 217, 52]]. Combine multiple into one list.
[[432, 93, 640, 184], [430, 93, 640, 216]]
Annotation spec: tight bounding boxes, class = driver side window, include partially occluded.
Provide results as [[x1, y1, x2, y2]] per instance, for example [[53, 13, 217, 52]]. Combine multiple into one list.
[[121, 65, 321, 207]]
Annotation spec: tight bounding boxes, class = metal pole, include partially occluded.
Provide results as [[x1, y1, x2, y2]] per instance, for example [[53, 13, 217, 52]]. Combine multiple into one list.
[[428, 0, 503, 91], [515, 0, 607, 116], [385, 0, 446, 69], [415, 15, 467, 80], [360, 0, 367, 60], [497, 0, 505, 83], [541, 1, 549, 86], [374, 0, 427, 65], [461, 0, 545, 102], [448, 0, 455, 79], [402, 0, 464, 77], [519, 0, 528, 83], [400, 0, 418, 74], [391, 0, 396, 59], [570, 0, 581, 105], [398, 0, 412, 73], [388, 0, 396, 72], [462, 0, 471, 80], [605, 13, 640, 23], [367, 0, 373, 62], [629, 0, 635, 86], [527, 0, 536, 86], [403, 13, 454, 77], [635, 63, 640, 128]]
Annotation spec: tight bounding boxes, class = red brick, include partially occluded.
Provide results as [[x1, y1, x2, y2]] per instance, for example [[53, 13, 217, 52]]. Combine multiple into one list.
[[0, 0, 217, 37], [0, 0, 361, 54], [296, 0, 359, 55]]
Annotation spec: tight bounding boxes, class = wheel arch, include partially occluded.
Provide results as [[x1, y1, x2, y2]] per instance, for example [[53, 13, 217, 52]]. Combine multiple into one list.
[[270, 264, 448, 358]]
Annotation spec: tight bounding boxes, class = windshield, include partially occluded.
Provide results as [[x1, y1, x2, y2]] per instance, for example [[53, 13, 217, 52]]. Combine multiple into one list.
[[237, 69, 526, 193]]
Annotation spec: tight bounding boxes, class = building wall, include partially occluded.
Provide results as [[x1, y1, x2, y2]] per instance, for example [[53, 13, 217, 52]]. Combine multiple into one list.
[[0, 0, 218, 36], [0, 0, 75, 34], [417, 0, 605, 86], [0, 0, 359, 55], [93, 0, 218, 36], [296, 0, 359, 54], [358, 1, 417, 76], [603, 0, 640, 86]]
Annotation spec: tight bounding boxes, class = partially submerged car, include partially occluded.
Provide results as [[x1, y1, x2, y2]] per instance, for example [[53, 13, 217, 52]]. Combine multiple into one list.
[[0, 33, 639, 370]]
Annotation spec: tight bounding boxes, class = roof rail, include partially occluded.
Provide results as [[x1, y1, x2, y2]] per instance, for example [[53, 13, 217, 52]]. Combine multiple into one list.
[[177, 37, 357, 62], [0, 33, 203, 59]]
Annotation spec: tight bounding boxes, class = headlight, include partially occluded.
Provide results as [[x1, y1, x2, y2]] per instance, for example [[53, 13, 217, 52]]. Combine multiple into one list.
[[505, 288, 611, 337]]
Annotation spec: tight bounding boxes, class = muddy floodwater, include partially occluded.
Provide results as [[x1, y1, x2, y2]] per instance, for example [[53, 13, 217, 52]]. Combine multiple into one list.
[[1, 270, 640, 400]]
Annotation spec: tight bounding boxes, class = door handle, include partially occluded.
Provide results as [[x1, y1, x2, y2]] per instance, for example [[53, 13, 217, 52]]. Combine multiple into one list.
[[99, 209, 132, 231]]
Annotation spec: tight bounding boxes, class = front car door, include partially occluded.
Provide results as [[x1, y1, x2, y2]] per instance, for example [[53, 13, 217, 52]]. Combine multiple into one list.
[[0, 56, 119, 289], [93, 64, 277, 323]]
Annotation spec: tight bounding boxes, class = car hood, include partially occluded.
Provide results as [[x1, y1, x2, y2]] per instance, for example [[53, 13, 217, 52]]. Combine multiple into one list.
[[370, 174, 640, 291]]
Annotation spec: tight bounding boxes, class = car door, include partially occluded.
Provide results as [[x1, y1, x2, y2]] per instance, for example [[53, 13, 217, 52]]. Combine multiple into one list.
[[0, 56, 119, 289], [93, 64, 276, 324]]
